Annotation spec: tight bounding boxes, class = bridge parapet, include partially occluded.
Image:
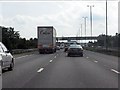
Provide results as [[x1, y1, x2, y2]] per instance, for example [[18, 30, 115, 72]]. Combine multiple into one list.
[[57, 36, 98, 40]]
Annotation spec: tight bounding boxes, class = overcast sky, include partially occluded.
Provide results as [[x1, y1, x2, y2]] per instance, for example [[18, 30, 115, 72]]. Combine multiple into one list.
[[0, 0, 118, 39]]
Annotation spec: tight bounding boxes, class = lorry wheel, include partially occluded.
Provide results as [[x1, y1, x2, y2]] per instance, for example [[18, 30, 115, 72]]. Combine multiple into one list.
[[39, 51, 43, 54], [67, 53, 70, 57], [50, 50, 54, 53], [81, 53, 83, 57], [54, 49, 56, 52], [51, 51, 54, 53], [39, 50, 41, 54]]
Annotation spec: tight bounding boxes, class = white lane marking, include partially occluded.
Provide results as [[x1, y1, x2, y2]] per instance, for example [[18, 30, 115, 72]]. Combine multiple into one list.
[[54, 56, 56, 58], [111, 69, 120, 74], [86, 56, 89, 58], [15, 55, 29, 59], [50, 60, 53, 63], [37, 68, 44, 73], [94, 61, 98, 63], [15, 54, 34, 59]]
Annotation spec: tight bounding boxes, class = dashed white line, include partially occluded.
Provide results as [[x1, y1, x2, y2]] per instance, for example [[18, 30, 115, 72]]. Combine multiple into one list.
[[94, 61, 98, 63], [86, 57, 89, 59], [111, 69, 120, 74], [54, 56, 56, 58], [50, 60, 53, 63], [37, 68, 44, 73]]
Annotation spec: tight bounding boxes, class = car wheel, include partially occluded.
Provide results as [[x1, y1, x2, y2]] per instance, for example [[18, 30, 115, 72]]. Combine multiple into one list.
[[1, 60, 3, 68], [67, 53, 70, 57], [1, 61, 4, 71], [81, 53, 83, 57], [8, 62, 14, 71], [39, 51, 42, 54]]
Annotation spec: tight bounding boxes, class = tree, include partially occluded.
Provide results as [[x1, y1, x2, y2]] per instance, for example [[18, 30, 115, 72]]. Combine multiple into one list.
[[88, 33, 119, 49], [2, 27, 20, 50]]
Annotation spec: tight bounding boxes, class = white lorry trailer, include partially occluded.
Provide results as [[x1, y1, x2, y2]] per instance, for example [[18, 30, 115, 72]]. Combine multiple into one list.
[[37, 26, 56, 54]]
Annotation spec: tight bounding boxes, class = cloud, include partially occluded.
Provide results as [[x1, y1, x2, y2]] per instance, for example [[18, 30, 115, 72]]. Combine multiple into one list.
[[0, 1, 118, 39]]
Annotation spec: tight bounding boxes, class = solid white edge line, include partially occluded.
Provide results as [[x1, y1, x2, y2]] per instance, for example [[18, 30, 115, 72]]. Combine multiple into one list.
[[37, 68, 44, 73], [50, 60, 53, 63], [111, 69, 120, 74], [15, 54, 33, 59], [15, 55, 29, 59]]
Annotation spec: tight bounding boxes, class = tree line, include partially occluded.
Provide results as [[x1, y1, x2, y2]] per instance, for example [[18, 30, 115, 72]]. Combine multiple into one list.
[[1, 26, 119, 50], [1, 26, 37, 50], [88, 33, 119, 48]]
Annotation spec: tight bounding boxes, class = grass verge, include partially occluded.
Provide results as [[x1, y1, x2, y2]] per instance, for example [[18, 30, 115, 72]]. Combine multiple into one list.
[[85, 47, 119, 57]]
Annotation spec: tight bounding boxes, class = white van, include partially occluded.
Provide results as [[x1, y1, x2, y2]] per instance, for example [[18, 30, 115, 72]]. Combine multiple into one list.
[[0, 42, 14, 71]]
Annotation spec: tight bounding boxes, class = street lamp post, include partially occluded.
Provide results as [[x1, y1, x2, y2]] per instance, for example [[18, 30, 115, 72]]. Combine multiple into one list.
[[0, 27, 2, 42], [105, 0, 108, 51], [81, 24, 82, 44], [82, 17, 87, 47], [78, 28, 80, 43], [87, 5, 94, 42]]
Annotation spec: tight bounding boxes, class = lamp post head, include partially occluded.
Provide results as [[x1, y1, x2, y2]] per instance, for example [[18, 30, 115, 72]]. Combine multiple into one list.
[[87, 5, 94, 7], [82, 17, 88, 19], [87, 5, 89, 7]]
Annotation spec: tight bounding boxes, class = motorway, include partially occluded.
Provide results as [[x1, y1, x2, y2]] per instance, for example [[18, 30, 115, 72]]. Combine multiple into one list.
[[2, 49, 119, 88]]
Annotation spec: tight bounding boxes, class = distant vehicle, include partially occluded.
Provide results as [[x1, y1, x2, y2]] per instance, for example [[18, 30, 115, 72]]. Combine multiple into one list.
[[64, 41, 77, 52], [56, 46, 60, 50], [97, 46, 102, 48], [64, 45, 69, 52], [37, 26, 56, 54], [67, 44, 83, 57], [68, 41, 77, 45], [60, 44, 64, 49], [0, 42, 14, 71]]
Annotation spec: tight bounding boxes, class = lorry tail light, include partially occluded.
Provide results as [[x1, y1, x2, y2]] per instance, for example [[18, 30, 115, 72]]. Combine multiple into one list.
[[49, 44, 53, 48], [38, 44, 43, 48]]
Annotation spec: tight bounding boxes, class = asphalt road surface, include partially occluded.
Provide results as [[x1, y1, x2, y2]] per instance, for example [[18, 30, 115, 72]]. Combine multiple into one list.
[[2, 50, 119, 88]]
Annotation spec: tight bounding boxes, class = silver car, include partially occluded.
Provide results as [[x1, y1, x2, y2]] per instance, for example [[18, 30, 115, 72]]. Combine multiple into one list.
[[67, 44, 83, 57], [0, 42, 14, 71]]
